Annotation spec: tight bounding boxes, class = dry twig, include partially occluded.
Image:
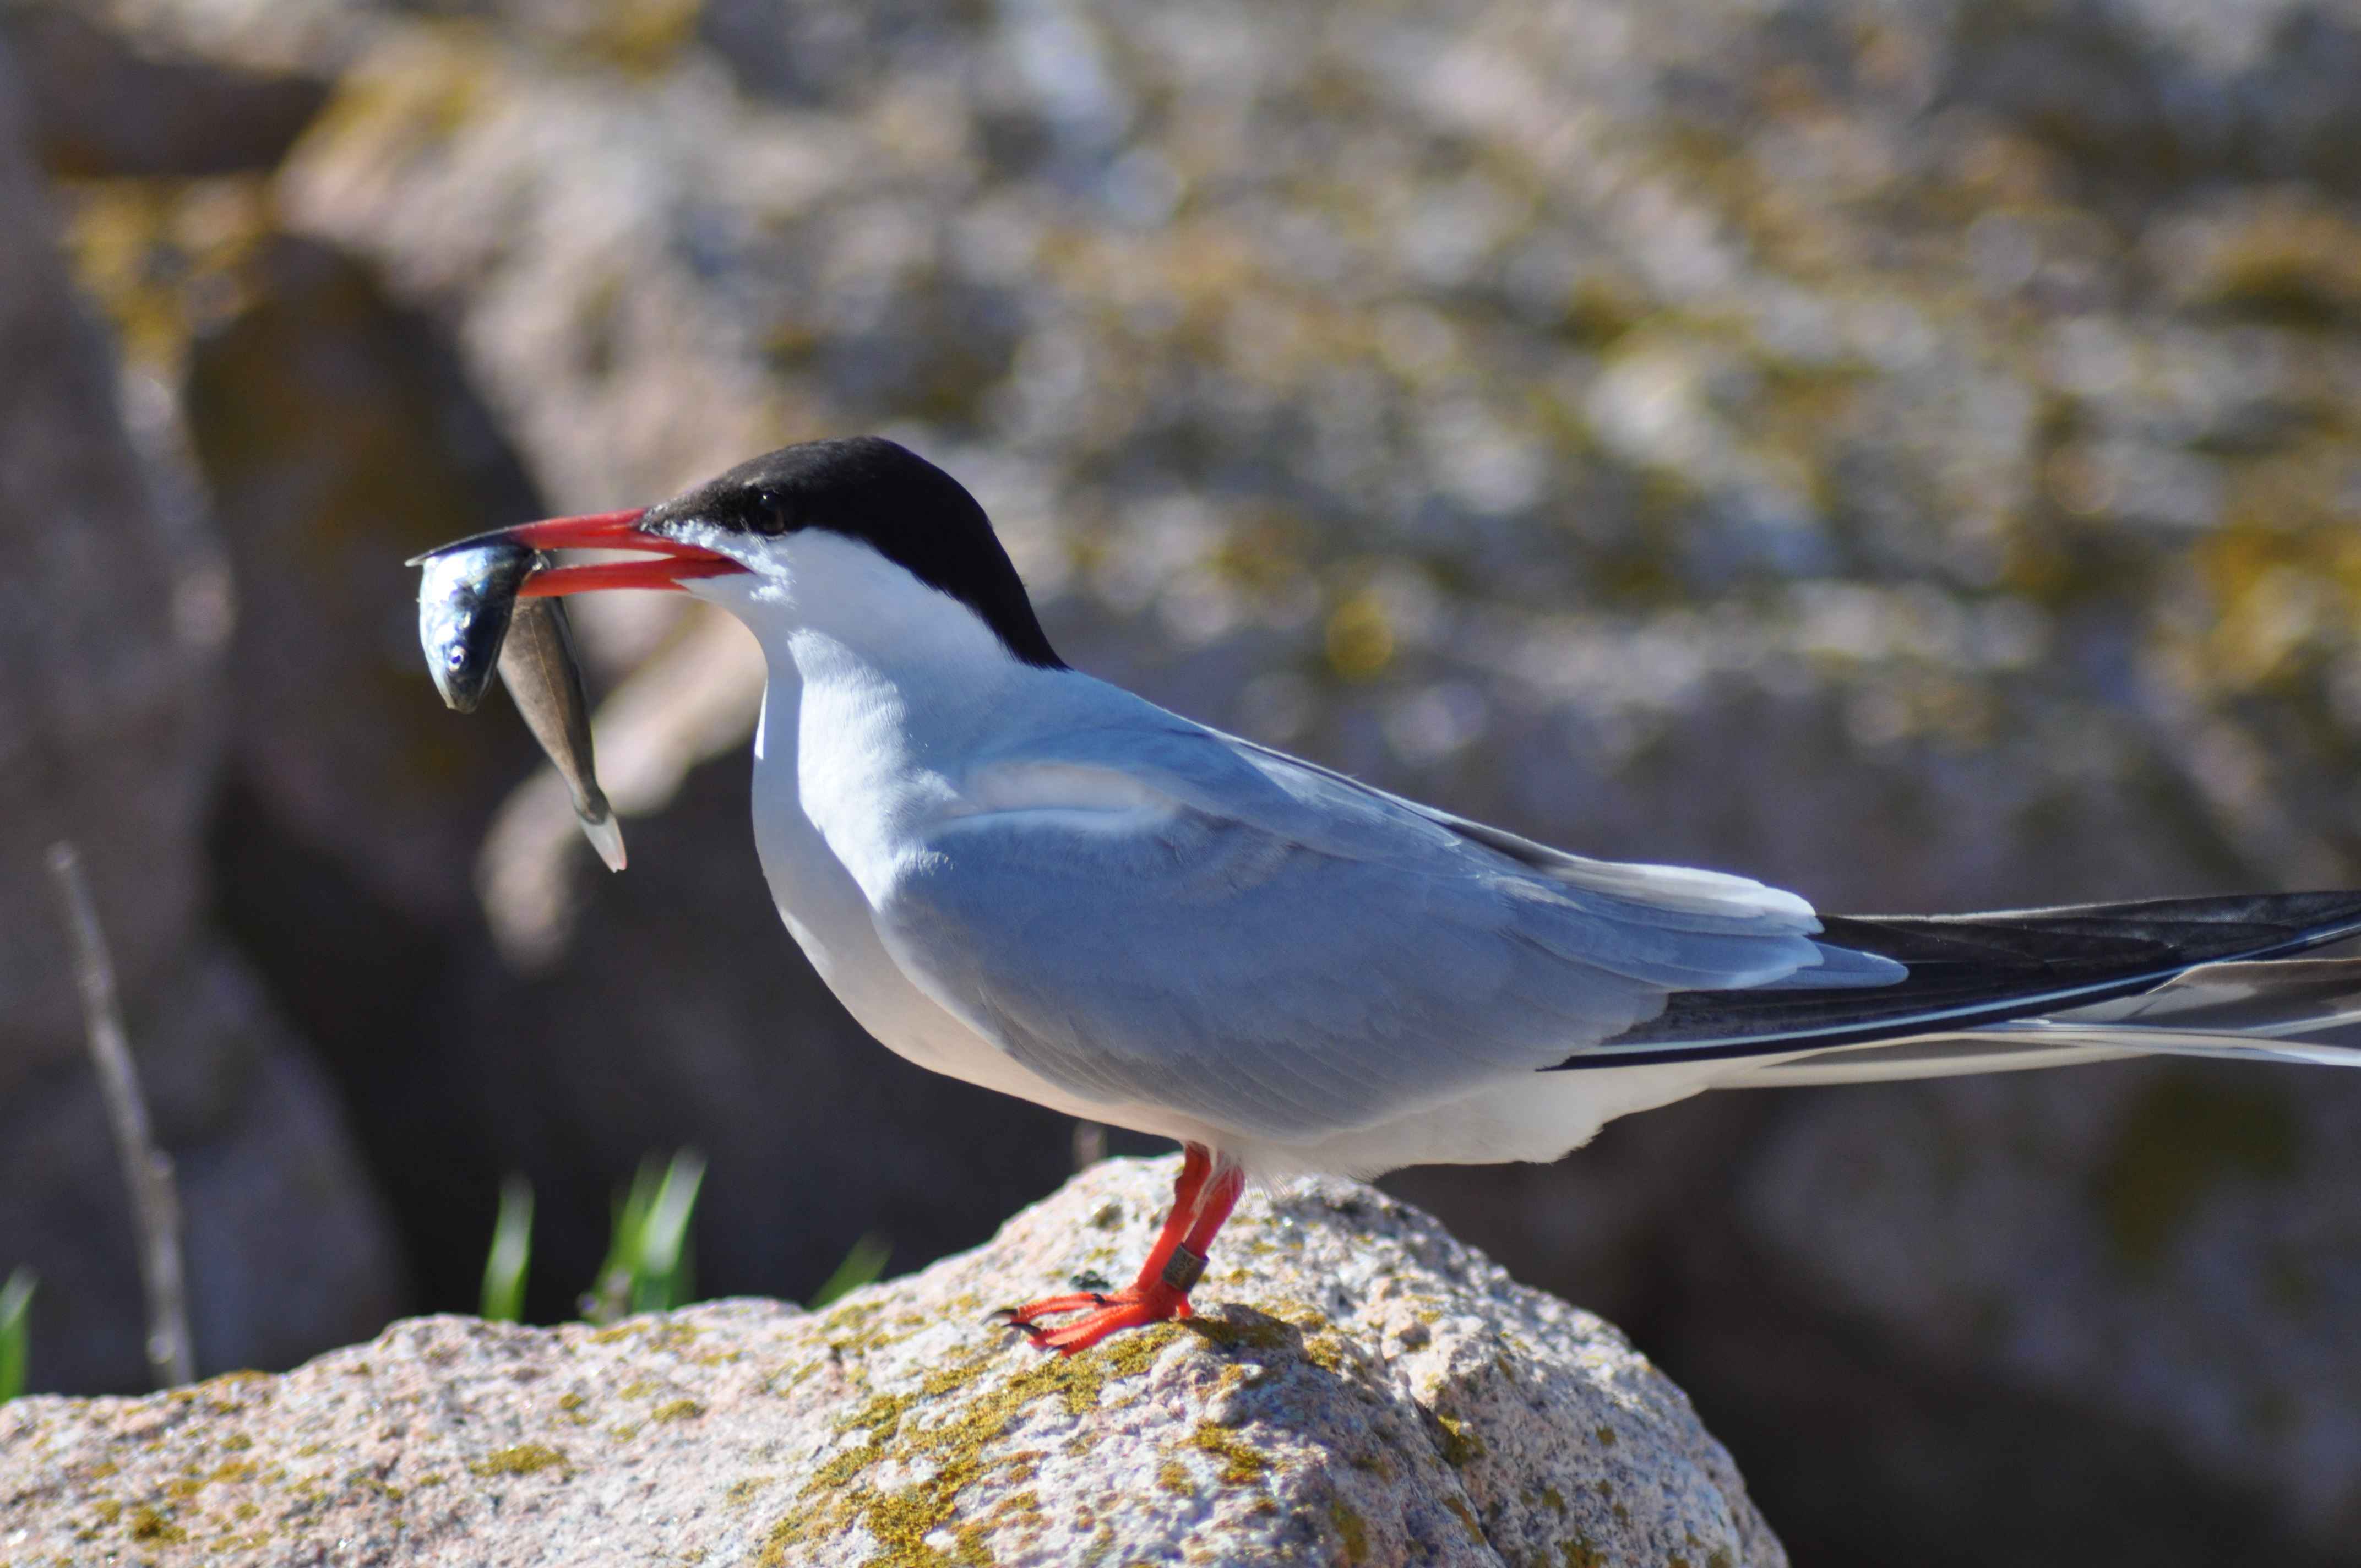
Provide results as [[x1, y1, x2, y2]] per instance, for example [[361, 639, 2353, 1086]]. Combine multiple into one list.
[[46, 841, 193, 1389]]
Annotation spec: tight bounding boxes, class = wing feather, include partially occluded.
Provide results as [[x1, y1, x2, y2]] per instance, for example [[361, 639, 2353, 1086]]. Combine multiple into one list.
[[874, 686, 1854, 1140]]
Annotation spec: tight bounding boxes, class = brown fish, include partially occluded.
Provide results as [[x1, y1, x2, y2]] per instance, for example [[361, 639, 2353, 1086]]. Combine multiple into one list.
[[497, 596, 627, 872]]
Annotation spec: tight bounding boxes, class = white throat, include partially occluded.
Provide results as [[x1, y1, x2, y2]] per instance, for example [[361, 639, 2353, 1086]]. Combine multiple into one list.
[[685, 532, 1045, 1059], [694, 527, 1043, 864], [694, 529, 1036, 695]]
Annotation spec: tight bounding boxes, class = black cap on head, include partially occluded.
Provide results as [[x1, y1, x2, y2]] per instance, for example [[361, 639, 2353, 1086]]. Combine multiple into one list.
[[642, 436, 1065, 670]]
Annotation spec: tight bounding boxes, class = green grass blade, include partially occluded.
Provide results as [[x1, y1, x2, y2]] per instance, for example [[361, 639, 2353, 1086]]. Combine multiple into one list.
[[480, 1177, 534, 1324], [810, 1233, 891, 1310], [580, 1150, 708, 1324], [1, 1268, 35, 1404], [630, 1150, 706, 1316], [583, 1156, 663, 1326]]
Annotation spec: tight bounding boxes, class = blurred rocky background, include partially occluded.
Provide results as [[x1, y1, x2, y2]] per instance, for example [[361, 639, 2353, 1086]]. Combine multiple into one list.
[[1, 0, 2357, 1561]]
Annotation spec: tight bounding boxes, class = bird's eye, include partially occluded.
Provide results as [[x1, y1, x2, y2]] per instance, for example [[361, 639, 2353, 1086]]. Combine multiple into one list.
[[746, 487, 791, 536]]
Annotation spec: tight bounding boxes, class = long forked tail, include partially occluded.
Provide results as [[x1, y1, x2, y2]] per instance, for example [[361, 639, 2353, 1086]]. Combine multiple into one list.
[[1744, 956, 2361, 1085], [1549, 891, 2361, 1083]]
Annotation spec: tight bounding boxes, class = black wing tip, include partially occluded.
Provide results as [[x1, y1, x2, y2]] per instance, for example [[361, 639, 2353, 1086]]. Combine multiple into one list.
[[1549, 888, 2361, 1070], [1848, 889, 2361, 937]]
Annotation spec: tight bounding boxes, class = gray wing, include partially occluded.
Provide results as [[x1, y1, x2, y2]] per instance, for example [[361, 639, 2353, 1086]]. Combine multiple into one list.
[[874, 682, 1895, 1140]]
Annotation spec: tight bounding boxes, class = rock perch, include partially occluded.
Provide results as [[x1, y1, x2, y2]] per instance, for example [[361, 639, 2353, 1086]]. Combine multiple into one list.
[[0, 1156, 1783, 1566]]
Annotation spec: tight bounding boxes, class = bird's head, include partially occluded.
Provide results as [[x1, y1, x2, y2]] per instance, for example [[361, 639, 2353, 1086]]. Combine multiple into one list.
[[460, 435, 1064, 669]]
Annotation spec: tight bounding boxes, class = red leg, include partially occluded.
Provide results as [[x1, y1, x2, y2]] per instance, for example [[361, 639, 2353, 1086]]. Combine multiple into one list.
[[992, 1146, 1208, 1320], [996, 1144, 1244, 1355]]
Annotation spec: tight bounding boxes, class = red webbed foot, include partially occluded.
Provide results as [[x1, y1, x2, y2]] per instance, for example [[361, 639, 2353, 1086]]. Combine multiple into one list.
[[993, 1144, 1242, 1357], [994, 1279, 1193, 1354], [991, 1288, 1126, 1324]]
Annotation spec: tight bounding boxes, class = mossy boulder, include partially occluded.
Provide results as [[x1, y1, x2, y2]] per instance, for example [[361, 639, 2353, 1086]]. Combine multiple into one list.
[[0, 1156, 1783, 1566]]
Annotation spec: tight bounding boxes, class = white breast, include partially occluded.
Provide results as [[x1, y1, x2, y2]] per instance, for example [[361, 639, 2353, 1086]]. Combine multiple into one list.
[[754, 666, 1249, 1144], [720, 540, 1227, 1144]]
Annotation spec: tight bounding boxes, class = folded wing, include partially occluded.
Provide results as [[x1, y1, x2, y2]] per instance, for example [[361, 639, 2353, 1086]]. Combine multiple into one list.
[[874, 686, 1878, 1140]]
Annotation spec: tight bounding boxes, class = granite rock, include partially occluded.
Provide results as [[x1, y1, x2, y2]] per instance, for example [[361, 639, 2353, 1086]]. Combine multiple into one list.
[[0, 36, 218, 1075], [186, 232, 549, 925], [0, 940, 405, 1395], [0, 1156, 1783, 1568], [0, 35, 402, 1392], [1, 2, 327, 178], [1738, 1058, 2361, 1544]]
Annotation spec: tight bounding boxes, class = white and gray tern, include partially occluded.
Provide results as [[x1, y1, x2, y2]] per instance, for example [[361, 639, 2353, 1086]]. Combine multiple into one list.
[[413, 436, 2361, 1353]]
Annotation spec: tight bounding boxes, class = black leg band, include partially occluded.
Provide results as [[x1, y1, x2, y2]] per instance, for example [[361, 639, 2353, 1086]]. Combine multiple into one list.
[[1161, 1244, 1206, 1294]]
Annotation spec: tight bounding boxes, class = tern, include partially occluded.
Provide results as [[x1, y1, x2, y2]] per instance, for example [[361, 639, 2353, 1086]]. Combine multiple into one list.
[[436, 436, 2361, 1353]]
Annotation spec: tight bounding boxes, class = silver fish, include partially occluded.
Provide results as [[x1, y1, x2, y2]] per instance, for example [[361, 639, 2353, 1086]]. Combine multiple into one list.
[[416, 540, 627, 872], [416, 542, 537, 712], [498, 596, 628, 873]]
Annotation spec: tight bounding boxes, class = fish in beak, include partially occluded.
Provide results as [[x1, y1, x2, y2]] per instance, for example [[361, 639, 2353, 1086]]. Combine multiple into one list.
[[411, 508, 747, 872]]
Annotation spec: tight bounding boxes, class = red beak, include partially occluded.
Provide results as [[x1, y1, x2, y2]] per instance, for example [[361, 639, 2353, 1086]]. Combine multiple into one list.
[[480, 507, 747, 596]]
